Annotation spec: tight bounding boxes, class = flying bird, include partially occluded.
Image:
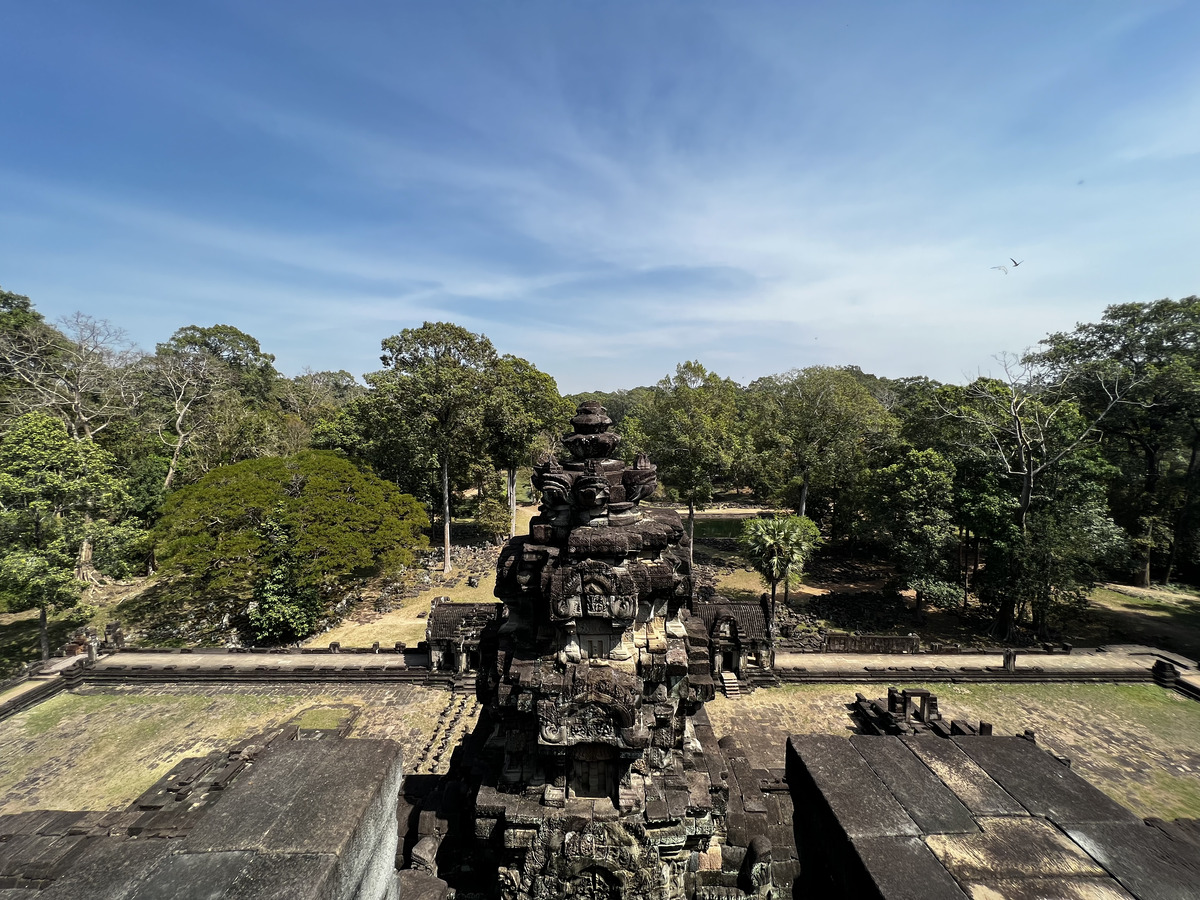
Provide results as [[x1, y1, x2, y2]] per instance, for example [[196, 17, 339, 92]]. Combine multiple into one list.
[[991, 258, 1024, 274]]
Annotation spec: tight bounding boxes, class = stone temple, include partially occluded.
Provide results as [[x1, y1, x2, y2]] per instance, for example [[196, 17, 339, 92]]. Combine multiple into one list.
[[401, 402, 795, 899]]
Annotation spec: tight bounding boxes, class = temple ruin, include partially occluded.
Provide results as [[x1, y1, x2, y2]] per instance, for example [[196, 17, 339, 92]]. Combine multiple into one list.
[[3, 403, 1200, 899], [397, 402, 796, 899]]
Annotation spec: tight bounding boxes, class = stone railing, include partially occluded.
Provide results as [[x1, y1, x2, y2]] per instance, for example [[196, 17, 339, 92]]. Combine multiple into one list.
[[822, 633, 920, 654]]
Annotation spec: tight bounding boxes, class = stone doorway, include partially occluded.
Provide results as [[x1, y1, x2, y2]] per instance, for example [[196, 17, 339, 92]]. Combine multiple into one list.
[[570, 746, 615, 800]]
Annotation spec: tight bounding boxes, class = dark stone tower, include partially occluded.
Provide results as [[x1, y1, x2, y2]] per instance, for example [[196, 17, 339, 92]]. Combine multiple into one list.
[[471, 402, 725, 899]]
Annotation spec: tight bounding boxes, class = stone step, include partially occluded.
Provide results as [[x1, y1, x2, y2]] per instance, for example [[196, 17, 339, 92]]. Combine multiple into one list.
[[719, 671, 740, 698]]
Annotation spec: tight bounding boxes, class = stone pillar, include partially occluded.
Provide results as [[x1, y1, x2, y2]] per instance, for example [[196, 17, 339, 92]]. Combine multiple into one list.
[[1003, 649, 1017, 673]]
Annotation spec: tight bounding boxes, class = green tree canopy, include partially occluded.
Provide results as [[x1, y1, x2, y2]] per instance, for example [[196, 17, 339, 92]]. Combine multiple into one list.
[[624, 361, 744, 566], [1031, 297, 1200, 585], [749, 366, 896, 530], [866, 448, 959, 608], [370, 322, 498, 571], [739, 515, 821, 645], [155, 450, 428, 643], [0, 412, 124, 658], [485, 354, 570, 536]]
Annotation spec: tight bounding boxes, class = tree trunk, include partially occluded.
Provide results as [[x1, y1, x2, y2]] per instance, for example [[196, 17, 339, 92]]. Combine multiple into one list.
[[39, 606, 49, 661], [442, 455, 452, 574], [1136, 518, 1153, 588], [508, 465, 518, 538], [687, 497, 695, 570], [75, 515, 99, 585], [75, 538, 98, 584], [768, 581, 778, 643], [1136, 448, 1161, 588], [163, 434, 186, 491], [1165, 431, 1200, 585], [797, 468, 810, 519], [972, 537, 981, 601], [990, 594, 1016, 641], [961, 527, 970, 609]]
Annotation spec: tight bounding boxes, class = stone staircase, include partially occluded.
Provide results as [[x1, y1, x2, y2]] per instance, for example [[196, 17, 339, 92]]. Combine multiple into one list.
[[719, 671, 740, 698]]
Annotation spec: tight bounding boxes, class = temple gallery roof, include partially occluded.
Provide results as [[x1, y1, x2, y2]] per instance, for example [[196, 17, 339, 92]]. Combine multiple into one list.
[[692, 598, 769, 642], [426, 601, 502, 643]]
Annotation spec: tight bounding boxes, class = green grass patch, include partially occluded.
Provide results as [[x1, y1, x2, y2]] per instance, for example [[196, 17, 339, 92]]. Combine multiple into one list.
[[693, 518, 747, 539], [294, 706, 354, 730], [0, 690, 312, 813]]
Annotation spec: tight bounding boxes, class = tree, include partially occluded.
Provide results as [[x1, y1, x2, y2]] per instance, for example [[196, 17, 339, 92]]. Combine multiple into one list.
[[749, 367, 895, 527], [155, 451, 428, 643], [0, 413, 123, 658], [940, 359, 1138, 638], [372, 322, 498, 572], [624, 362, 744, 567], [976, 452, 1126, 639], [485, 355, 570, 536], [0, 311, 144, 440], [276, 369, 362, 454], [866, 449, 959, 613], [160, 324, 280, 403], [145, 346, 230, 490], [739, 515, 821, 646], [945, 355, 1139, 533], [1031, 298, 1200, 585]]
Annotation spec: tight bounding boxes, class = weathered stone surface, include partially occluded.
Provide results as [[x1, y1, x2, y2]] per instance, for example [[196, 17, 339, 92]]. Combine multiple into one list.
[[127, 851, 259, 900], [850, 736, 977, 835], [222, 853, 341, 900], [1066, 822, 1200, 900], [953, 736, 1139, 826], [850, 836, 969, 900], [36, 837, 170, 899], [787, 734, 920, 839], [397, 870, 451, 900], [902, 736, 1025, 817], [925, 817, 1108, 882], [954, 877, 1134, 899]]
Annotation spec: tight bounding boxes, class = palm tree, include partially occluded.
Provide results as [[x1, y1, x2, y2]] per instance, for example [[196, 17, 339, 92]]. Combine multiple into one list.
[[739, 515, 821, 646]]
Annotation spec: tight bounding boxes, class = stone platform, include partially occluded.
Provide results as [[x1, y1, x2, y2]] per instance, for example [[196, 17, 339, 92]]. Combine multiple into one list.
[[787, 731, 1200, 899], [0, 739, 405, 899]]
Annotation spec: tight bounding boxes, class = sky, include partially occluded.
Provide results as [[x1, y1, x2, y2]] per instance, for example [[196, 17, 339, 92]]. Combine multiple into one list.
[[1, 1, 1198, 393]]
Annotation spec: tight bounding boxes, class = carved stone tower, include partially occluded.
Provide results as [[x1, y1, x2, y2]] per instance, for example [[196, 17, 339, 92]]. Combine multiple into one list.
[[471, 401, 729, 899]]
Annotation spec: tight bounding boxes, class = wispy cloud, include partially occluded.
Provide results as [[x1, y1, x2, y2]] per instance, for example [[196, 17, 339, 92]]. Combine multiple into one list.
[[1, 2, 1197, 392]]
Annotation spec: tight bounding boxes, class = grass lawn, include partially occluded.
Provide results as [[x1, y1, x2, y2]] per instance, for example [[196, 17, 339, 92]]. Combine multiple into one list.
[[705, 682, 1200, 820], [0, 683, 462, 814], [1076, 585, 1200, 659]]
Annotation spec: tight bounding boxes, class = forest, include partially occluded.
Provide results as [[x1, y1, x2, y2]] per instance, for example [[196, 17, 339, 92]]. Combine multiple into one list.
[[2, 285, 1199, 663]]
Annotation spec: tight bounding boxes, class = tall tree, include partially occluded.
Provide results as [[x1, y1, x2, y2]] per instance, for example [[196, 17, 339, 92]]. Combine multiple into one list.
[[0, 311, 144, 439], [0, 413, 123, 658], [373, 322, 497, 572], [485, 355, 570, 536], [866, 448, 959, 612], [1031, 298, 1200, 585], [145, 346, 230, 490], [749, 366, 896, 526], [976, 451, 1125, 639], [624, 361, 743, 568], [148, 324, 285, 489], [941, 358, 1138, 637], [160, 324, 280, 403]]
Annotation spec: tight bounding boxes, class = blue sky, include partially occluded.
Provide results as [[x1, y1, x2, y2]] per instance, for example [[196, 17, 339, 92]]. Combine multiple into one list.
[[2, 2, 1197, 393]]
